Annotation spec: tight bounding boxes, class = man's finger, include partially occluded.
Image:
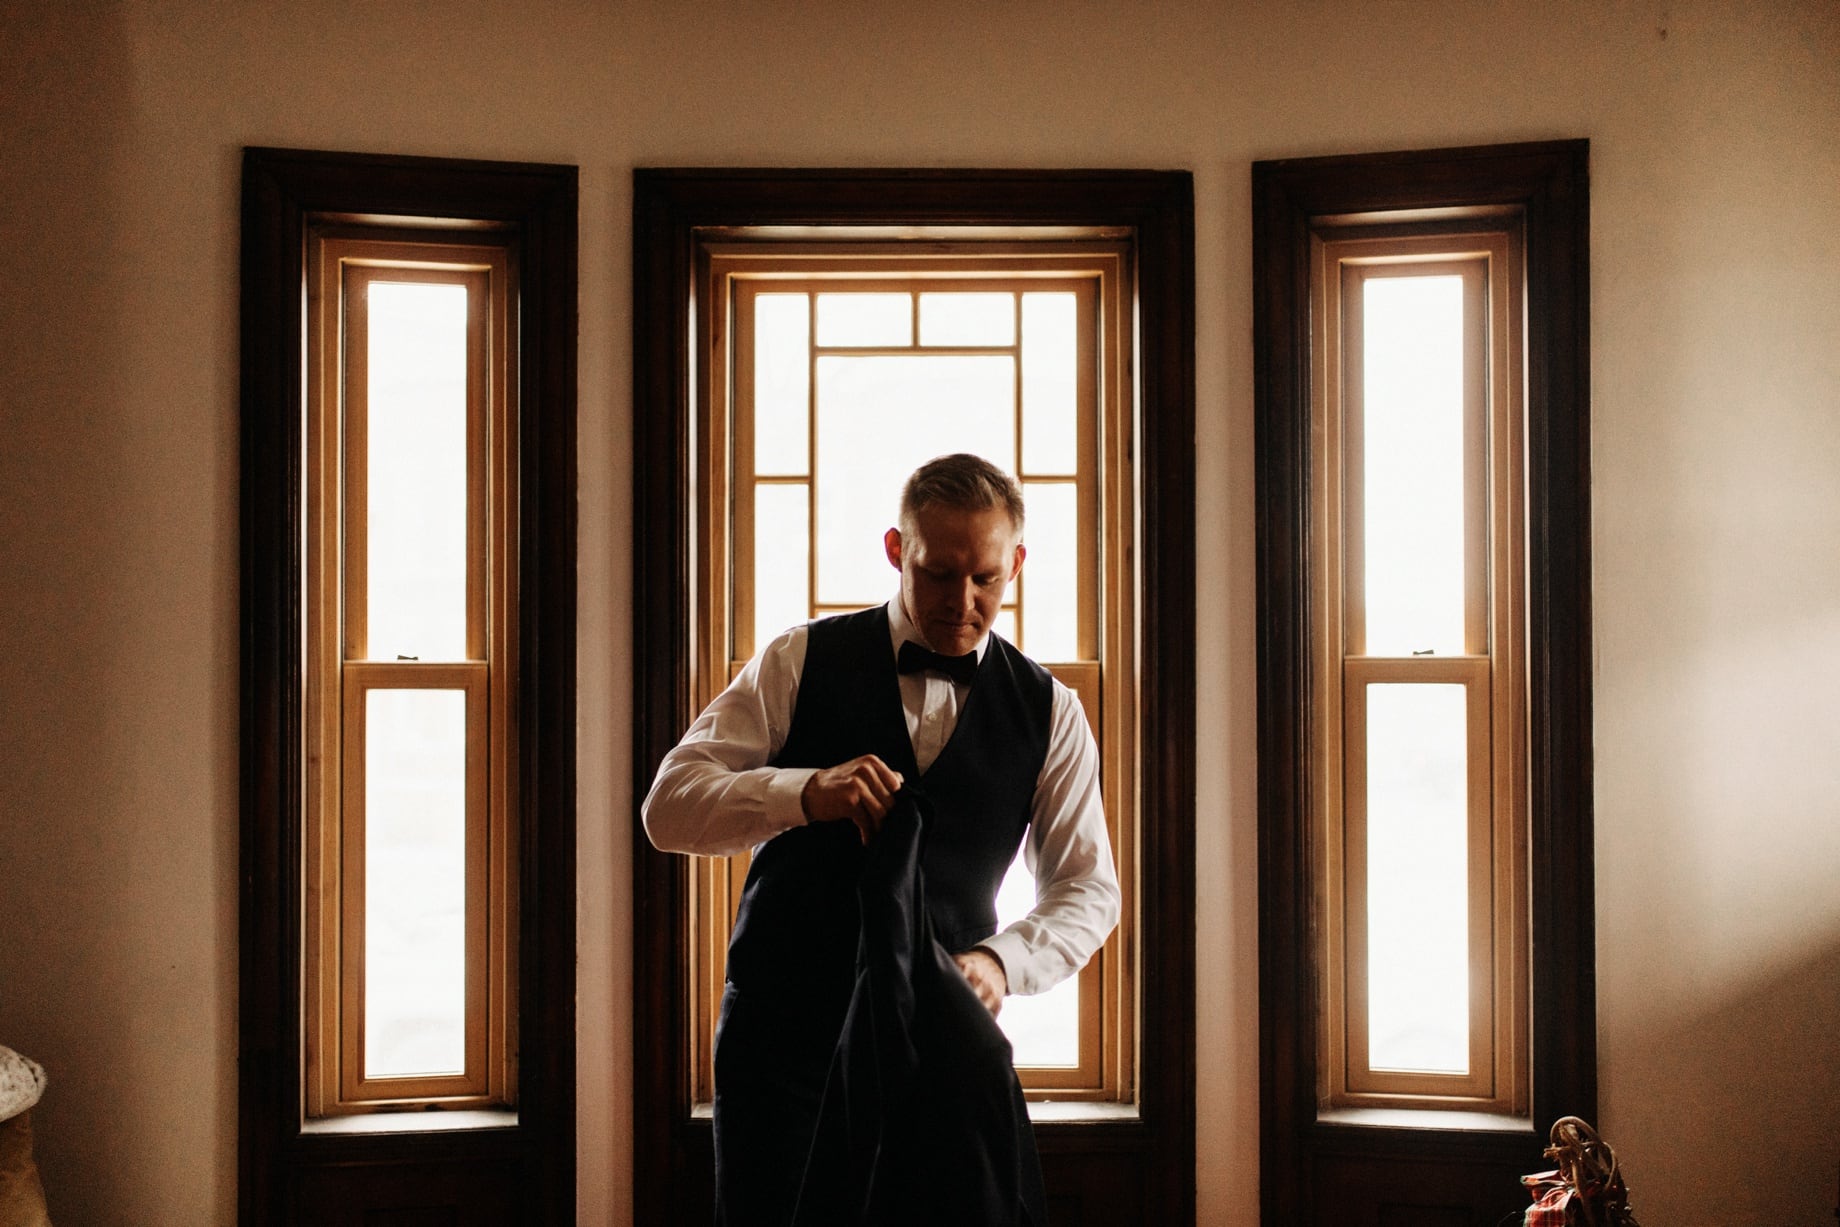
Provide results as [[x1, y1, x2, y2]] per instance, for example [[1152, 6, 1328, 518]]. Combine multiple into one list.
[[868, 758, 904, 794], [849, 758, 900, 805]]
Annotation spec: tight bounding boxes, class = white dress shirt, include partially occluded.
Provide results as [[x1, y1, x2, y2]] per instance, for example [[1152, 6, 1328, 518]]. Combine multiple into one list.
[[642, 597, 1120, 997]]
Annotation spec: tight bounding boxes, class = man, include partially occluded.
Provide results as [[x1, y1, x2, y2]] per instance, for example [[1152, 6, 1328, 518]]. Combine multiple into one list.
[[644, 453, 1119, 1226]]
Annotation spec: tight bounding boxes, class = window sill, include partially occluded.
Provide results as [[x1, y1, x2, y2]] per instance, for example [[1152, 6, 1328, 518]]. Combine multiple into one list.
[[302, 1108, 519, 1136], [692, 1100, 1138, 1124], [1028, 1100, 1140, 1124], [1316, 1106, 1530, 1133]]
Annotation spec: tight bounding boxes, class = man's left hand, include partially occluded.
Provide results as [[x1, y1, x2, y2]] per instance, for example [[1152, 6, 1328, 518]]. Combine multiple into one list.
[[953, 948, 1007, 1016]]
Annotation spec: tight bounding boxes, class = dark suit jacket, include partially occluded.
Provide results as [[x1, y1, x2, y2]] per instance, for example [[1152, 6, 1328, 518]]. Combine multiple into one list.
[[792, 791, 1048, 1227]]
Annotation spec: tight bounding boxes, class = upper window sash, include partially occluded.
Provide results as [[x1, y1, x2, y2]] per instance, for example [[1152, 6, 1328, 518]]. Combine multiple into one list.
[[724, 272, 1103, 666], [337, 260, 493, 665]]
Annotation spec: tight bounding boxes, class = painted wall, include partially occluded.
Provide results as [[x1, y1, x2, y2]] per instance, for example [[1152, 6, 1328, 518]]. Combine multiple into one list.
[[1, 1, 1834, 1223]]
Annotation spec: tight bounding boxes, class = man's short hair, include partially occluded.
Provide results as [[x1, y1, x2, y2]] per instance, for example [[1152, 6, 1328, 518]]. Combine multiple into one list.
[[899, 453, 1026, 535]]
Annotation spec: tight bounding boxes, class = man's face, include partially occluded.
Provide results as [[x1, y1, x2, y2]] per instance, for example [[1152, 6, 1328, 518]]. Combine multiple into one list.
[[884, 503, 1025, 657]]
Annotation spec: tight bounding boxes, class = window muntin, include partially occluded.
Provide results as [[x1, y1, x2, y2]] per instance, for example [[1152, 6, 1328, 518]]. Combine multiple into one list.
[[1314, 233, 1529, 1112], [694, 250, 1133, 1103], [305, 237, 518, 1114]]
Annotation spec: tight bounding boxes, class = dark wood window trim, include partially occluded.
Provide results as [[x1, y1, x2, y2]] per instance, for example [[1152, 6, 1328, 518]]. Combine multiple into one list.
[[239, 147, 577, 1226], [631, 168, 1196, 1227], [1252, 141, 1595, 1226]]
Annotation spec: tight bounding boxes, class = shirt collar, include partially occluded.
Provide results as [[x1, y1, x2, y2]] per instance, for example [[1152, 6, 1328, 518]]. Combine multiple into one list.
[[886, 595, 989, 663]]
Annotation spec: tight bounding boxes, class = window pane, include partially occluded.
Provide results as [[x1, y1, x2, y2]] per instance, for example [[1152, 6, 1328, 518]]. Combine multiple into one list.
[[1022, 292, 1078, 475], [1020, 481, 1078, 660], [366, 281, 469, 662], [815, 292, 911, 347], [753, 294, 810, 476], [918, 291, 1015, 346], [1365, 682, 1469, 1074], [995, 846, 1079, 1067], [364, 688, 468, 1079], [1361, 274, 1466, 656], [754, 483, 810, 647], [812, 355, 1015, 606]]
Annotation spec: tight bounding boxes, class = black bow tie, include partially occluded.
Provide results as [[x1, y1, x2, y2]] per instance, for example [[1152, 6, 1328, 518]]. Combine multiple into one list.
[[897, 639, 978, 686]]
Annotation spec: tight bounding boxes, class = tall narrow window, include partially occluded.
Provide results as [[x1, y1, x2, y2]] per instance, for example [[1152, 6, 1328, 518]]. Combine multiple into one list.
[[1313, 237, 1527, 1111], [304, 238, 517, 1114], [1254, 142, 1593, 1227], [242, 147, 575, 1226], [692, 253, 1132, 1103]]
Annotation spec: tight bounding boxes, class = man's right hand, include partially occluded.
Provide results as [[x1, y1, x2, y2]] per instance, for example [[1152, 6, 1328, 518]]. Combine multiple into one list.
[[801, 755, 904, 845]]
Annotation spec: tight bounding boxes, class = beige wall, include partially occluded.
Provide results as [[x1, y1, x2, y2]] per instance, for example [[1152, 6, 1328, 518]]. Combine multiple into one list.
[[1, 1, 1835, 1223]]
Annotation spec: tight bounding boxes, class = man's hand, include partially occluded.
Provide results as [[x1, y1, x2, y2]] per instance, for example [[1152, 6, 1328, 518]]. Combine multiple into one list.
[[801, 754, 904, 845], [953, 948, 1007, 1016]]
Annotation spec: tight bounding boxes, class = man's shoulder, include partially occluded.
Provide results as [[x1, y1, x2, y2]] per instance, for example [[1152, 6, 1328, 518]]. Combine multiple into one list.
[[805, 604, 890, 645], [811, 605, 888, 629]]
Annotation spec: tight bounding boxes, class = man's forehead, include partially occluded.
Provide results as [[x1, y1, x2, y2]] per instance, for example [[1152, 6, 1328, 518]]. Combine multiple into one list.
[[902, 509, 1021, 569], [907, 502, 1020, 540]]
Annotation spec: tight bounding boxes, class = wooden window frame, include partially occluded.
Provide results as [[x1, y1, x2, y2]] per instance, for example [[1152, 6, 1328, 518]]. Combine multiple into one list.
[[304, 240, 519, 1115], [692, 252, 1132, 1104], [633, 168, 1195, 1227], [1254, 141, 1594, 1226], [1315, 235, 1530, 1113], [239, 147, 576, 1226]]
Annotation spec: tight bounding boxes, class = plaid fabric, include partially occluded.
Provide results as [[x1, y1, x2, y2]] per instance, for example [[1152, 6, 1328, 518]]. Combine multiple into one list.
[[1524, 1117, 1641, 1227], [1524, 1169, 1632, 1226], [1521, 1171, 1575, 1226]]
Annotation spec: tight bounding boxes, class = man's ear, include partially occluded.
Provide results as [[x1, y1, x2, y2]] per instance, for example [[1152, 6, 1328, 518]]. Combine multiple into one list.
[[1008, 542, 1026, 581], [884, 527, 904, 570]]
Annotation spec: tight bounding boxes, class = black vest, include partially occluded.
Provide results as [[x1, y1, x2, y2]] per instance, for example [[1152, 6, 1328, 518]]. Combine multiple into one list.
[[724, 606, 1053, 1016]]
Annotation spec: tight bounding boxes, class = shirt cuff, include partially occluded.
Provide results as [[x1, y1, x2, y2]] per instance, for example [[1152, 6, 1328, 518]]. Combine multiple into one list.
[[976, 930, 1032, 996], [764, 766, 818, 830]]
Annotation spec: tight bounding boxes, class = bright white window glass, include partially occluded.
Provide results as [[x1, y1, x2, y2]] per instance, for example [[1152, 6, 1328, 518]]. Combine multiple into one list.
[[1361, 275, 1467, 656], [995, 846, 1080, 1066], [1020, 481, 1078, 660], [918, 292, 1015, 347], [753, 294, 810, 476], [1021, 293, 1079, 475], [1365, 682, 1470, 1074], [992, 608, 1017, 644], [754, 484, 811, 648], [364, 688, 468, 1078], [812, 355, 1015, 606], [815, 292, 912, 347], [366, 281, 470, 662]]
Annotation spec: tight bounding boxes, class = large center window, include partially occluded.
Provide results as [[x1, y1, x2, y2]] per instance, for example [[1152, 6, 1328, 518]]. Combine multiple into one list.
[[688, 248, 1138, 1105]]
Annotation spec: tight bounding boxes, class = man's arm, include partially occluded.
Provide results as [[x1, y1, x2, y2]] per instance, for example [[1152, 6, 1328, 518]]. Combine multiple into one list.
[[642, 624, 904, 855], [641, 626, 816, 857], [974, 681, 1121, 999]]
